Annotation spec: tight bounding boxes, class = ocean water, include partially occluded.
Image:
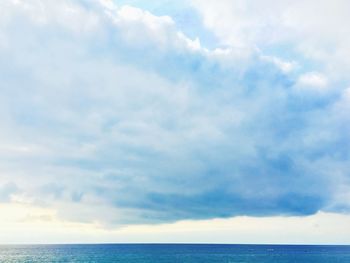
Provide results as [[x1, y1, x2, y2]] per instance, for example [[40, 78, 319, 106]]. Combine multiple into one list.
[[0, 244, 350, 263]]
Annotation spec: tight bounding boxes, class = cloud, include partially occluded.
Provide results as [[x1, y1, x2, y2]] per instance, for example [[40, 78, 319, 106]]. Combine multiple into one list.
[[296, 72, 329, 91], [0, 182, 18, 202], [260, 55, 296, 73], [0, 0, 349, 226], [191, 0, 350, 79], [1, 203, 350, 244]]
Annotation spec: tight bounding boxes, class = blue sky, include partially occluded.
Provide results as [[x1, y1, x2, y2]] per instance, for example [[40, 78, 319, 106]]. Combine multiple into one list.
[[0, 0, 350, 243]]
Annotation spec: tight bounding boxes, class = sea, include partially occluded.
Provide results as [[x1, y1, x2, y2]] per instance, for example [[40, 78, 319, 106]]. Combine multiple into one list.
[[0, 244, 349, 262]]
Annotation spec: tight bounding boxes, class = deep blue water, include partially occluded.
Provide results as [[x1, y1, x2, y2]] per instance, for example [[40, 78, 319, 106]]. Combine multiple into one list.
[[0, 244, 350, 262]]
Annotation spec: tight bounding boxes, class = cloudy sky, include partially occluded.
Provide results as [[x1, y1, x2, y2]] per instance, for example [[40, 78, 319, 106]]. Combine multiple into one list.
[[1, 0, 350, 244]]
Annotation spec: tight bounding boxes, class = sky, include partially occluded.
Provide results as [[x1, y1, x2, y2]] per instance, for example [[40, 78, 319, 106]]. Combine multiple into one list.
[[0, 0, 350, 244]]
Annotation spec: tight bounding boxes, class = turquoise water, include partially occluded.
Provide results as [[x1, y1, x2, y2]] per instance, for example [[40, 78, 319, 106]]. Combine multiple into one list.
[[0, 244, 349, 262]]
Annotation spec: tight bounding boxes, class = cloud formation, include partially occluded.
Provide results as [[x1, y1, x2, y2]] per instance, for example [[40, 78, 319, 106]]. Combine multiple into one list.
[[0, 0, 349, 225]]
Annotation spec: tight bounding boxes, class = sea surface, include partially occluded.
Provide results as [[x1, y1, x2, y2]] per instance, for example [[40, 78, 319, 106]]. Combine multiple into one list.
[[0, 244, 349, 263]]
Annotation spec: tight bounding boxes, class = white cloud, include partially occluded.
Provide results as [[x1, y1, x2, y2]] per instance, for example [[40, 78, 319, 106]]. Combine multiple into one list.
[[191, 0, 350, 80], [112, 5, 175, 46], [260, 55, 297, 73], [191, 0, 289, 48], [102, 3, 204, 52], [5, 0, 101, 33], [296, 72, 329, 91]]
